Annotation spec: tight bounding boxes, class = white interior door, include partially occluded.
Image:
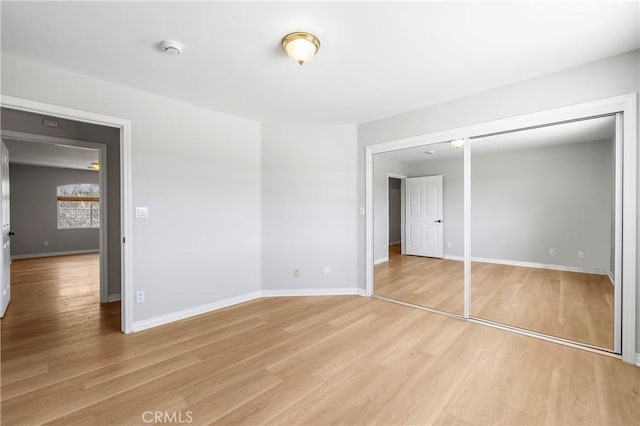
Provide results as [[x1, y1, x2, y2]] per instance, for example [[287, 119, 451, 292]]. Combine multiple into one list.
[[1, 141, 11, 317], [405, 175, 443, 258]]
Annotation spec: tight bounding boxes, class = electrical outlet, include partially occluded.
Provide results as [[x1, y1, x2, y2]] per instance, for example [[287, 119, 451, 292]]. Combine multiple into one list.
[[549, 248, 555, 256], [136, 290, 145, 303], [447, 242, 452, 248], [135, 207, 149, 219], [293, 269, 301, 278], [43, 241, 49, 246], [322, 266, 332, 276], [578, 251, 585, 258]]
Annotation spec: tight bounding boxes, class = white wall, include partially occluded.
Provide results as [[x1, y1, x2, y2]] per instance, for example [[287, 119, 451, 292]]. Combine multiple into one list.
[[359, 51, 639, 146], [1, 54, 262, 324], [471, 140, 613, 271], [359, 49, 640, 352], [373, 156, 408, 262], [261, 122, 358, 293], [408, 140, 614, 271]]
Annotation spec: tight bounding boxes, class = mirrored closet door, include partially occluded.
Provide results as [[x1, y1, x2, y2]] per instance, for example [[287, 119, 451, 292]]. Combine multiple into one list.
[[469, 115, 619, 350], [373, 141, 464, 315]]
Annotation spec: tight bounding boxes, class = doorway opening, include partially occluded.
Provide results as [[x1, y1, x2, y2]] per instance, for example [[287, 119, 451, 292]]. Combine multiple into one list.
[[388, 177, 402, 253], [0, 128, 118, 334], [0, 97, 132, 333], [2, 136, 109, 295]]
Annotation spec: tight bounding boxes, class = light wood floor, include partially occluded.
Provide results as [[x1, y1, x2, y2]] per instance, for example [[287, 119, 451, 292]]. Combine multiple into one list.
[[375, 245, 465, 314], [375, 245, 614, 349], [2, 255, 639, 425]]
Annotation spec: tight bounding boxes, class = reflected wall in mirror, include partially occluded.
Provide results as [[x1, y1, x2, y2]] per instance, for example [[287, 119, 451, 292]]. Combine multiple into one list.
[[374, 141, 464, 315], [470, 116, 617, 349]]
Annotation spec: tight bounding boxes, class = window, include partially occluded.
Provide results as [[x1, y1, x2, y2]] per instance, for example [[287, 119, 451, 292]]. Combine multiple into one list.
[[57, 183, 100, 229]]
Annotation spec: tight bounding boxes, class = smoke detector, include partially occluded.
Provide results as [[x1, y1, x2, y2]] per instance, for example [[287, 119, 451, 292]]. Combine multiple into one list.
[[161, 40, 182, 55]]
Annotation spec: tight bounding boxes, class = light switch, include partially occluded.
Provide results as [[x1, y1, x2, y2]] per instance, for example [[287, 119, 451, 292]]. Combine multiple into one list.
[[135, 207, 149, 219], [359, 207, 365, 216]]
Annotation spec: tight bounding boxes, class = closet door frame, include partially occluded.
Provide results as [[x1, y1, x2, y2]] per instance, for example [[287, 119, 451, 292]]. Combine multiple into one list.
[[365, 93, 637, 365]]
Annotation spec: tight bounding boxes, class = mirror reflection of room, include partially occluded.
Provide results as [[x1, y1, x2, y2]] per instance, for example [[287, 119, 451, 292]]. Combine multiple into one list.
[[470, 116, 616, 350], [374, 141, 464, 315]]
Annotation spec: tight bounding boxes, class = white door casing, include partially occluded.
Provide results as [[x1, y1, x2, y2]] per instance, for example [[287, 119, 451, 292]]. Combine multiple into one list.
[[405, 175, 444, 258], [1, 141, 11, 317], [1, 95, 133, 333], [613, 112, 622, 353]]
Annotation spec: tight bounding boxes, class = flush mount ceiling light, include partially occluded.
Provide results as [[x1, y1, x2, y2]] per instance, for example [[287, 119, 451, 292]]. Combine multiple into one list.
[[282, 32, 320, 66], [425, 150, 435, 155], [161, 40, 182, 55], [90, 162, 100, 171], [450, 139, 465, 149]]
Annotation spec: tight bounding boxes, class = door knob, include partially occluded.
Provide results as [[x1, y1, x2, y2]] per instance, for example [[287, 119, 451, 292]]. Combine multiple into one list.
[[434, 220, 442, 223], [8, 232, 14, 236]]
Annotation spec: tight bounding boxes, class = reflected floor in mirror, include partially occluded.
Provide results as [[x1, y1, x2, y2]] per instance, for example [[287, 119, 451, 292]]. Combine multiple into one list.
[[374, 245, 464, 315], [375, 246, 613, 349], [471, 262, 613, 349]]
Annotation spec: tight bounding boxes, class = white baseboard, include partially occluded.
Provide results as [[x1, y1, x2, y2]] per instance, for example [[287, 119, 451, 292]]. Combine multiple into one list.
[[442, 255, 608, 275], [389, 241, 401, 246], [443, 254, 464, 261], [608, 271, 615, 286], [106, 293, 121, 302], [261, 288, 365, 297], [11, 249, 99, 260], [636, 353, 640, 367], [131, 291, 262, 332], [473, 257, 609, 275], [374, 256, 388, 265], [131, 288, 366, 332]]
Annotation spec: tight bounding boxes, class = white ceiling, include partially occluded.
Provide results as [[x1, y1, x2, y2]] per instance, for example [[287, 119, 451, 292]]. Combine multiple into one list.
[[1, 2, 637, 124], [2, 139, 99, 171], [380, 115, 615, 163]]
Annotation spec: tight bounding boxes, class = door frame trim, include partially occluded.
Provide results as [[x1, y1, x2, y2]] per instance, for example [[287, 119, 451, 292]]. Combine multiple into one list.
[[1, 95, 134, 334], [365, 93, 637, 364]]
